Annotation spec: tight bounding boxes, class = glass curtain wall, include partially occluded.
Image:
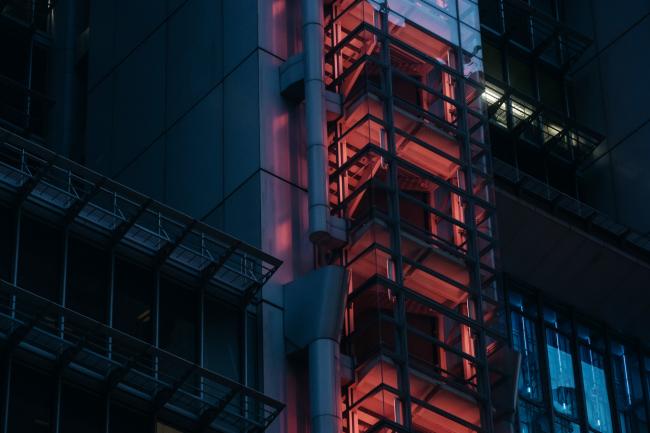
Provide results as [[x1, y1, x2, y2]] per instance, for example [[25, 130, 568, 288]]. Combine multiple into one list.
[[324, 1, 507, 432], [506, 283, 650, 433]]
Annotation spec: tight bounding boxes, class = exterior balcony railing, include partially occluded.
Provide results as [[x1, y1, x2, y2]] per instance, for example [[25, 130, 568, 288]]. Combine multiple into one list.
[[0, 279, 284, 433], [483, 76, 604, 163]]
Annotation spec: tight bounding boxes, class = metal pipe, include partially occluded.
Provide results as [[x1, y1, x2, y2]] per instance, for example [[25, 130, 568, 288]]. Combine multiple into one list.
[[308, 338, 341, 433], [302, 0, 330, 242]]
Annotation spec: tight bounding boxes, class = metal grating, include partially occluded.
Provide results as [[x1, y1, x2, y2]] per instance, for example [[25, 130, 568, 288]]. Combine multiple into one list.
[[0, 127, 282, 304]]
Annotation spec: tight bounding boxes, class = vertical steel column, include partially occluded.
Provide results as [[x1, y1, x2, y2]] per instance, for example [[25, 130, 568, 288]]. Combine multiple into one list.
[[378, 4, 413, 427], [457, 29, 496, 433], [569, 308, 589, 433], [604, 328, 623, 433], [536, 292, 560, 433], [0, 357, 10, 433]]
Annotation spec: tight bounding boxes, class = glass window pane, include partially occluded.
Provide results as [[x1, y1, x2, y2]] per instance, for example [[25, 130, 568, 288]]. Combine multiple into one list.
[[8, 363, 55, 433], [204, 297, 241, 381], [60, 385, 104, 433], [110, 402, 151, 433], [611, 343, 647, 433], [66, 237, 109, 322], [0, 205, 14, 281], [113, 259, 153, 343], [546, 328, 578, 418], [459, 0, 480, 29], [580, 345, 613, 433], [518, 399, 551, 433], [461, 23, 481, 57], [555, 416, 581, 433], [17, 216, 61, 301], [512, 311, 543, 401], [159, 277, 197, 362]]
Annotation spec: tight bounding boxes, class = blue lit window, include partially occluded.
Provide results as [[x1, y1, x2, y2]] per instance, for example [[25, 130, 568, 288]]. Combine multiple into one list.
[[611, 342, 647, 433], [518, 399, 550, 433], [546, 329, 578, 417], [580, 345, 613, 433], [512, 311, 542, 401]]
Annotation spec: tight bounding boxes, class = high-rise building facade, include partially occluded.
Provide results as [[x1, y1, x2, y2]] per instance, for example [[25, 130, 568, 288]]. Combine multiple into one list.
[[0, 1, 649, 433]]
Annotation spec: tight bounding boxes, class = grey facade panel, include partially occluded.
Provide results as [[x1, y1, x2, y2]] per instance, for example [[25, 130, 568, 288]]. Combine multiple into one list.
[[166, 84, 224, 217], [166, 0, 224, 127]]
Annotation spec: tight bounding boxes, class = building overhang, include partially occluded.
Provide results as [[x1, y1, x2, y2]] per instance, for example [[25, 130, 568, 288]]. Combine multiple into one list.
[[496, 186, 650, 345], [0, 127, 282, 306]]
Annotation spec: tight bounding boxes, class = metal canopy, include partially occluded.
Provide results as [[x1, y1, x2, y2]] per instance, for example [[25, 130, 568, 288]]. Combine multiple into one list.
[[0, 127, 282, 304], [0, 280, 285, 433]]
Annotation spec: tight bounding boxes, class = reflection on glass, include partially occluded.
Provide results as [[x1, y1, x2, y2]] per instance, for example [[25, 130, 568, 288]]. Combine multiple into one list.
[[555, 417, 580, 433], [611, 343, 647, 433], [459, 0, 480, 29], [519, 399, 551, 433], [580, 345, 613, 433], [371, 0, 459, 45], [546, 329, 578, 417], [512, 311, 542, 401]]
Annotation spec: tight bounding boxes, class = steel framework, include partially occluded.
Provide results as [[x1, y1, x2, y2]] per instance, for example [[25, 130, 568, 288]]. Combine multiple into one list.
[[0, 126, 284, 433], [323, 1, 510, 432]]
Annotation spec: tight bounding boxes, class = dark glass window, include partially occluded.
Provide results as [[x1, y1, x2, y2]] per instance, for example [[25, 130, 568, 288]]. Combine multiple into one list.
[[159, 277, 197, 362], [110, 402, 152, 433], [66, 237, 109, 322], [60, 385, 104, 433], [611, 343, 647, 433], [17, 215, 61, 301], [0, 205, 15, 281], [246, 311, 259, 389], [538, 67, 564, 113], [482, 42, 503, 81], [113, 258, 153, 343], [518, 399, 551, 433], [508, 56, 534, 97], [204, 297, 241, 381], [512, 311, 542, 401], [7, 363, 54, 433]]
